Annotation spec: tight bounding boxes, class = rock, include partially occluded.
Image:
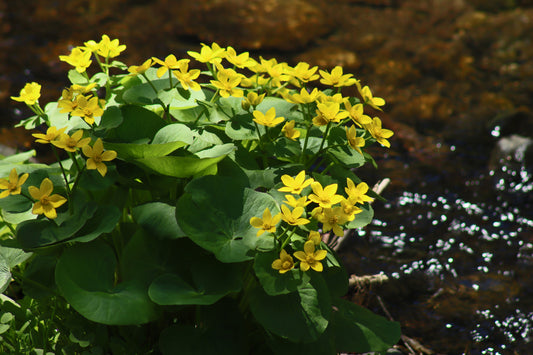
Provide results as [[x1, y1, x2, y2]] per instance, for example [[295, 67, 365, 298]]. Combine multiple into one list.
[[170, 0, 335, 50], [294, 45, 359, 69]]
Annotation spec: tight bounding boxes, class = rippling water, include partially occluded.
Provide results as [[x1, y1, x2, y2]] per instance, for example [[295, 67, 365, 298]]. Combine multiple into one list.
[[344, 137, 533, 353]]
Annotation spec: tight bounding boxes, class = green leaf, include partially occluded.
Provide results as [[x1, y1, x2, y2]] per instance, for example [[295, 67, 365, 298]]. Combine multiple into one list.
[[122, 77, 177, 105], [55, 241, 159, 325], [69, 204, 121, 243], [46, 101, 88, 131], [148, 257, 242, 306], [16, 201, 98, 249], [152, 123, 195, 145], [225, 113, 256, 140], [331, 299, 401, 353], [98, 105, 123, 130], [254, 249, 311, 295], [0, 255, 11, 293], [0, 150, 35, 165], [322, 246, 348, 298], [176, 176, 277, 262], [132, 202, 185, 239], [134, 155, 226, 178], [22, 254, 56, 299], [109, 105, 166, 142], [249, 276, 331, 343], [104, 141, 188, 161], [0, 194, 32, 214], [326, 126, 366, 168], [256, 97, 300, 121], [158, 87, 205, 109], [345, 203, 373, 229], [68, 69, 88, 85]]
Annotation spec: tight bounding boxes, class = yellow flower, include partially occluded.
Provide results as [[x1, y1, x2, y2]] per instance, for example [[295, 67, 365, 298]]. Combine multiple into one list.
[[59, 47, 92, 73], [152, 54, 182, 78], [281, 120, 300, 141], [82, 138, 117, 177], [250, 57, 278, 74], [128, 58, 153, 75], [96, 34, 126, 58], [170, 59, 201, 91], [266, 62, 290, 83], [289, 62, 319, 83], [225, 46, 257, 68], [71, 95, 104, 125], [0, 168, 29, 199], [211, 70, 243, 98], [271, 249, 295, 274], [308, 181, 344, 208], [294, 241, 327, 272], [250, 207, 281, 236], [315, 207, 347, 237], [356, 82, 385, 110], [252, 107, 284, 127], [364, 117, 394, 148], [28, 178, 67, 219], [346, 125, 365, 155], [32, 126, 67, 144], [340, 198, 362, 221], [51, 130, 91, 153], [11, 82, 41, 105], [314, 102, 349, 124], [319, 66, 357, 87], [344, 101, 372, 126], [188, 43, 226, 64], [283, 194, 311, 208], [283, 87, 321, 104], [280, 205, 309, 226], [345, 178, 373, 205], [71, 83, 98, 94], [278, 170, 313, 195], [307, 231, 322, 246], [241, 92, 265, 110]]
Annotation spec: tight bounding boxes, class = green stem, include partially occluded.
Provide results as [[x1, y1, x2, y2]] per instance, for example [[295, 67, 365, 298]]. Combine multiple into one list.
[[142, 73, 159, 94], [51, 146, 71, 197], [168, 69, 174, 90], [253, 121, 267, 168], [280, 227, 296, 250]]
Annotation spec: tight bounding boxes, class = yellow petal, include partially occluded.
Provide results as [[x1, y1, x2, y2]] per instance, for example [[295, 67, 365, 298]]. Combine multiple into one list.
[[101, 150, 117, 161], [314, 249, 328, 261], [293, 251, 306, 262], [40, 178, 54, 196], [96, 162, 108, 177], [310, 262, 323, 272]]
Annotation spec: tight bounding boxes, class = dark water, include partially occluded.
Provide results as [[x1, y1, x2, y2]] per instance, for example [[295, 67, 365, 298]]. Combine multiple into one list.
[[343, 132, 533, 353]]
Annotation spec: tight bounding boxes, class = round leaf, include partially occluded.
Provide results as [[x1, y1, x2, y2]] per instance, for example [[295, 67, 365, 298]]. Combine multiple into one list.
[[55, 241, 159, 325], [249, 277, 331, 342]]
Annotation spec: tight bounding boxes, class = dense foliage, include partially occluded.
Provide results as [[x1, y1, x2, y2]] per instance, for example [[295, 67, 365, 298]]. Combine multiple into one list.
[[1, 35, 399, 354]]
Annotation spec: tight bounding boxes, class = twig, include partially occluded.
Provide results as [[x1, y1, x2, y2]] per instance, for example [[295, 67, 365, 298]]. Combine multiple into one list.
[[348, 273, 389, 288]]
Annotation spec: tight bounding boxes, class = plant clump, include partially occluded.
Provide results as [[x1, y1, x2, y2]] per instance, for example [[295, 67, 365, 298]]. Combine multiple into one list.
[[0, 35, 399, 354]]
